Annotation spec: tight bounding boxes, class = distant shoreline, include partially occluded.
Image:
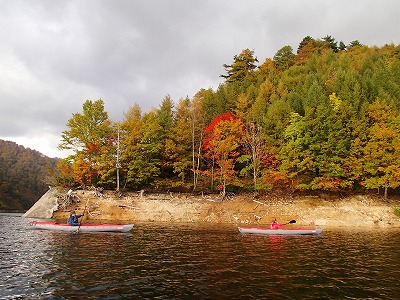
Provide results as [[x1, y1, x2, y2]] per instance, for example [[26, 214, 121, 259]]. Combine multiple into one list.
[[24, 188, 400, 228], [0, 210, 25, 213]]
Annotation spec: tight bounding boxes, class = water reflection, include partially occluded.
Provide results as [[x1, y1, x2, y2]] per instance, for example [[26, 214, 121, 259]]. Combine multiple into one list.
[[1, 215, 400, 299]]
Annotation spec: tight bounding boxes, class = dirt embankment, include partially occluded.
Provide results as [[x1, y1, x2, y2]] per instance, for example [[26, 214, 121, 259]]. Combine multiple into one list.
[[29, 188, 400, 228]]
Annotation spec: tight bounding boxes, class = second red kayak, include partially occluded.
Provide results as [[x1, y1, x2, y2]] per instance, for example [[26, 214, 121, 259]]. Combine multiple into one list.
[[238, 227, 322, 235]]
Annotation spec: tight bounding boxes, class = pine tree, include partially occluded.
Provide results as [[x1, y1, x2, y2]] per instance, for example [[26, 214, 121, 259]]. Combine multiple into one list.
[[221, 49, 258, 83], [273, 45, 296, 70]]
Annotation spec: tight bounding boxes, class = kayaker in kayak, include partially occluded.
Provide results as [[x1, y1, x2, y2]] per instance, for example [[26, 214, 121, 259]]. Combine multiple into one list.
[[270, 219, 284, 229], [67, 211, 84, 226]]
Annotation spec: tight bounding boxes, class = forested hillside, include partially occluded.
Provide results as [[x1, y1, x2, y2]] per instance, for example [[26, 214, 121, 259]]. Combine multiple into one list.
[[56, 36, 400, 198], [0, 140, 58, 211]]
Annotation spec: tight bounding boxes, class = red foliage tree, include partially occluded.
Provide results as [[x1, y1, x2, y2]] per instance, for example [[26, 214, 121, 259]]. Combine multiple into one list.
[[202, 112, 244, 196]]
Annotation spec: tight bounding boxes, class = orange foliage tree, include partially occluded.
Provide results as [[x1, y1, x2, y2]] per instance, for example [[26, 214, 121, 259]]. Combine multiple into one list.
[[58, 99, 112, 186], [202, 112, 244, 196], [360, 99, 400, 198]]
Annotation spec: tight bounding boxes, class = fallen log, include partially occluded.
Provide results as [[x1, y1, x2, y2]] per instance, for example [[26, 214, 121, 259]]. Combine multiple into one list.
[[118, 204, 140, 210]]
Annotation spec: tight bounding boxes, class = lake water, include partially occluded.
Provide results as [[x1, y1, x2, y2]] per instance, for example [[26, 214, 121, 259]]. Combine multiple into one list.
[[1, 213, 399, 299]]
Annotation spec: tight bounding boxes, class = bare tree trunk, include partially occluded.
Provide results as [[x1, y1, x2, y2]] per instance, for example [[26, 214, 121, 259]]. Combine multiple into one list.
[[243, 122, 264, 191], [210, 156, 215, 189], [193, 135, 203, 191], [191, 120, 203, 192], [253, 163, 257, 189], [192, 123, 196, 190]]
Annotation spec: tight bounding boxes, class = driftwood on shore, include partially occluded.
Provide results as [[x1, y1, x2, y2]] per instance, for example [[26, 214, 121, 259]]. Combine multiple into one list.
[[118, 204, 140, 210], [253, 199, 267, 206]]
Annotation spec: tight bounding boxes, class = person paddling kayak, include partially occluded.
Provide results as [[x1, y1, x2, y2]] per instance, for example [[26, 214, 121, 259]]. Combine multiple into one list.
[[270, 218, 285, 229], [67, 211, 84, 226]]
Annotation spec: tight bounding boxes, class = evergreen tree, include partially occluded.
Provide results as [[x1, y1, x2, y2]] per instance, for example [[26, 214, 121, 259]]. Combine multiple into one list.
[[348, 40, 363, 49], [339, 41, 347, 51], [322, 35, 338, 52], [221, 48, 258, 83], [273, 45, 296, 70], [297, 36, 314, 53], [170, 97, 193, 187], [120, 103, 143, 188], [157, 95, 176, 177]]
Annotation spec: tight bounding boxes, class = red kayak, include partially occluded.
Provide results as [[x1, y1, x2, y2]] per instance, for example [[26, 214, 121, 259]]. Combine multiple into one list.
[[238, 227, 322, 235], [29, 221, 133, 233]]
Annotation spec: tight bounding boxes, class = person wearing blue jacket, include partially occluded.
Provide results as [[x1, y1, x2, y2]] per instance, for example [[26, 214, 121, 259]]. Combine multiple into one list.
[[67, 211, 84, 226]]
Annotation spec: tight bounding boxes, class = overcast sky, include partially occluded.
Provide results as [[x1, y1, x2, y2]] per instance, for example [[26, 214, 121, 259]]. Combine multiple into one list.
[[0, 0, 398, 158]]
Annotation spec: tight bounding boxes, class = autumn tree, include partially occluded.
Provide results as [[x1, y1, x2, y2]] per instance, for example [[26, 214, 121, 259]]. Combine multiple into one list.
[[359, 99, 400, 198], [279, 94, 356, 191], [240, 122, 265, 190], [124, 109, 162, 188], [58, 99, 112, 186], [203, 112, 244, 197], [295, 39, 317, 65], [297, 36, 314, 53], [257, 58, 278, 82], [118, 103, 143, 189], [95, 122, 121, 189]]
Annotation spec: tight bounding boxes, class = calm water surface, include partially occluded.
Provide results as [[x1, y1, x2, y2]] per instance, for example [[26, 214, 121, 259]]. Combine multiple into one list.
[[1, 213, 399, 299]]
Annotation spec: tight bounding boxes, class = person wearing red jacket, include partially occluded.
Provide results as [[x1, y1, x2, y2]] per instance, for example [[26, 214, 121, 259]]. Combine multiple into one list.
[[270, 218, 284, 229]]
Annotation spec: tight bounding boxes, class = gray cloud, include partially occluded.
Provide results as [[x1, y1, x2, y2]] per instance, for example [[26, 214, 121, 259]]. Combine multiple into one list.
[[0, 0, 398, 157]]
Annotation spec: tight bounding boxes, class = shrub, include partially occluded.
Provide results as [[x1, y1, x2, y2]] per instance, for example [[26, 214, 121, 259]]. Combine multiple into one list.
[[394, 207, 400, 217]]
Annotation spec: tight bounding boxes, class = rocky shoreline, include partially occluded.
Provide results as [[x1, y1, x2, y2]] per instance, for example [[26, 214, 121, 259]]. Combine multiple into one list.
[[23, 187, 400, 228]]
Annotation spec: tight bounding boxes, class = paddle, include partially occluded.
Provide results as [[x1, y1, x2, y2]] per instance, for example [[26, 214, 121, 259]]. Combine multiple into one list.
[[75, 198, 90, 233], [285, 219, 296, 225]]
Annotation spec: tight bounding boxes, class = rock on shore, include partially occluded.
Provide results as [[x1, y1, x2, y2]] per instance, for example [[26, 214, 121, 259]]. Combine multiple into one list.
[[22, 187, 59, 219], [23, 187, 400, 228]]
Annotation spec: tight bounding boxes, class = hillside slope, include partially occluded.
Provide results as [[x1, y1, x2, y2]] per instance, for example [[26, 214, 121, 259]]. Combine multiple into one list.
[[0, 139, 58, 211]]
